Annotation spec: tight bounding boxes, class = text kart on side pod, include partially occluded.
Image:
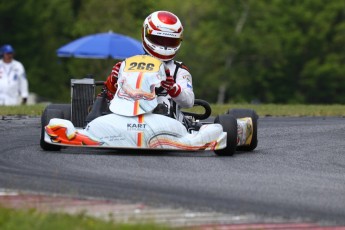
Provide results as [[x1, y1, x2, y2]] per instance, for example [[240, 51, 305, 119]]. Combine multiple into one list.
[[40, 55, 258, 156]]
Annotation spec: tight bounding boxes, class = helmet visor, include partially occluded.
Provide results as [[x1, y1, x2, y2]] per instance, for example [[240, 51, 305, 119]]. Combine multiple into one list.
[[146, 33, 181, 48]]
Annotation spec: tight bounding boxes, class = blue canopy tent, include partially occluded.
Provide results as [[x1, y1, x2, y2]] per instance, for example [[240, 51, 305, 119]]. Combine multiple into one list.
[[57, 31, 144, 59]]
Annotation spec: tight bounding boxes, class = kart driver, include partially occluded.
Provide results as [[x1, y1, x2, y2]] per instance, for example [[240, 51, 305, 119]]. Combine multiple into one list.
[[102, 10, 195, 122]]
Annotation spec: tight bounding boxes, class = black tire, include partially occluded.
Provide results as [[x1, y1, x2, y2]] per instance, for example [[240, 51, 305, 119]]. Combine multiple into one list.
[[43, 104, 71, 121], [40, 106, 65, 151], [227, 109, 258, 151], [214, 114, 237, 156]]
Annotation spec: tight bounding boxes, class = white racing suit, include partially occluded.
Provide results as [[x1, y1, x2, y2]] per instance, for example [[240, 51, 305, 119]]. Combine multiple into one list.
[[0, 59, 29, 105], [106, 56, 195, 122], [157, 60, 195, 122]]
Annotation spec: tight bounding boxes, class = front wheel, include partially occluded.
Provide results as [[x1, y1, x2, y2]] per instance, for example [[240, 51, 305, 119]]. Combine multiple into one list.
[[228, 109, 258, 151], [214, 114, 237, 156], [40, 106, 65, 151]]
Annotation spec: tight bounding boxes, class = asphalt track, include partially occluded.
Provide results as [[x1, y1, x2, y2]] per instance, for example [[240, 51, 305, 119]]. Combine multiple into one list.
[[0, 116, 345, 226]]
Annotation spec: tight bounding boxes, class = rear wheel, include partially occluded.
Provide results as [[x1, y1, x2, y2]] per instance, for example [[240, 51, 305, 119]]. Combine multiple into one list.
[[214, 114, 237, 156], [40, 105, 67, 151], [228, 109, 258, 151]]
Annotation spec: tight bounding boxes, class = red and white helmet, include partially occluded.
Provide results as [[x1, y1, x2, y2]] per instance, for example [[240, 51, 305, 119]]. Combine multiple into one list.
[[142, 11, 183, 61]]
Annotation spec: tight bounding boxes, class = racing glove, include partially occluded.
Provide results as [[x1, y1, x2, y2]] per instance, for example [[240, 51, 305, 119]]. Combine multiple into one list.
[[99, 61, 122, 100], [161, 69, 181, 97]]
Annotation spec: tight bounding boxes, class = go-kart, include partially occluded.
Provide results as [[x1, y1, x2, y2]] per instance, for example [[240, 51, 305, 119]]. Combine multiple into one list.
[[40, 55, 258, 156]]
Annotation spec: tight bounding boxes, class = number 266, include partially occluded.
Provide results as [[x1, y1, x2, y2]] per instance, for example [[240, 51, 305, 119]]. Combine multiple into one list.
[[128, 62, 154, 71]]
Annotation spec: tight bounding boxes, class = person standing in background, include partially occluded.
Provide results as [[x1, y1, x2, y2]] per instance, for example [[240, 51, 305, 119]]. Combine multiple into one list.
[[0, 44, 29, 105]]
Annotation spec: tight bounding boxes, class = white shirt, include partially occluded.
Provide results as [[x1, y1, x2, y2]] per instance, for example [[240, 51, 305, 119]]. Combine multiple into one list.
[[0, 59, 29, 105]]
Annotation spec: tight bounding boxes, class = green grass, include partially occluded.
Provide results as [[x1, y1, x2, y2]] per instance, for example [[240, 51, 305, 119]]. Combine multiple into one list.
[[0, 104, 47, 116], [186, 103, 345, 117], [0, 205, 171, 230], [1, 103, 345, 117]]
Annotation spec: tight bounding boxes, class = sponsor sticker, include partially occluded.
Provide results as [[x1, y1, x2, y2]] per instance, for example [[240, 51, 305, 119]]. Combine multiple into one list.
[[127, 123, 147, 131], [101, 135, 125, 142]]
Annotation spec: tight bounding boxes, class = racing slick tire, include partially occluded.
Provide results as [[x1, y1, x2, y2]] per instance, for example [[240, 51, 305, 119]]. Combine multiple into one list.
[[214, 114, 237, 156], [227, 109, 258, 151], [44, 104, 71, 121], [40, 105, 68, 151]]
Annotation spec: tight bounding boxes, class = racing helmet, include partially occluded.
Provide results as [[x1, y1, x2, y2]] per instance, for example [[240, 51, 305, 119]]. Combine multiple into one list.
[[142, 11, 183, 61]]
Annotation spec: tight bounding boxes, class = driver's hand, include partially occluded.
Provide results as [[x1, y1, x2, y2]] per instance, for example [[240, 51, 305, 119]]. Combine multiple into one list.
[[111, 61, 122, 78], [21, 98, 27, 105], [104, 61, 122, 95], [161, 76, 181, 97]]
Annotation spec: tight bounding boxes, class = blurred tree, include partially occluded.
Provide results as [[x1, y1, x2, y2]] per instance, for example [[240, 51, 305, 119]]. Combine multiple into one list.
[[0, 0, 74, 102], [59, 0, 151, 80], [298, 0, 345, 103], [231, 0, 345, 103], [1, 0, 344, 104], [154, 0, 233, 102], [58, 0, 156, 88]]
